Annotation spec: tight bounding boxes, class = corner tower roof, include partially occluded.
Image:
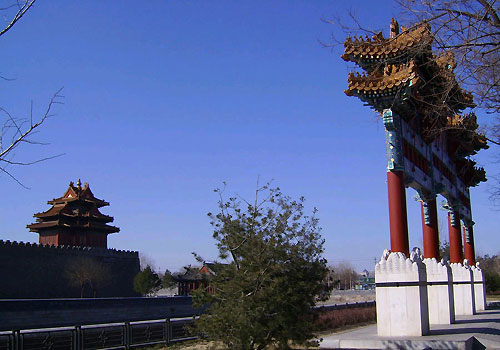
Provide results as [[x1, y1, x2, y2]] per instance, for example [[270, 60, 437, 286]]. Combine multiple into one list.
[[27, 179, 119, 235]]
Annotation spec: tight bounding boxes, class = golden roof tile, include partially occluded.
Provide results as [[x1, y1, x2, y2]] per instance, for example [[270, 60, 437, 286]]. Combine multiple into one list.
[[345, 61, 419, 96], [342, 22, 432, 62]]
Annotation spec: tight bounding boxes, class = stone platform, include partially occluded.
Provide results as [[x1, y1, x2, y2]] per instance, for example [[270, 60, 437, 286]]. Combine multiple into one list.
[[319, 309, 500, 350]]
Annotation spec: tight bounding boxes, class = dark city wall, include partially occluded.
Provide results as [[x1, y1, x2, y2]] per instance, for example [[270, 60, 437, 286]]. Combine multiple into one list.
[[0, 240, 140, 299], [0, 296, 201, 331]]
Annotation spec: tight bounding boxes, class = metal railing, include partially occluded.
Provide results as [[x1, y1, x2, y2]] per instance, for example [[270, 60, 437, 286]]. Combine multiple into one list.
[[0, 317, 196, 350], [0, 300, 377, 350]]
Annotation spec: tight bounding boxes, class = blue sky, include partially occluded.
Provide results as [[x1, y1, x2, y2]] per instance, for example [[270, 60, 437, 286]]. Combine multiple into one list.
[[1, 1, 498, 273]]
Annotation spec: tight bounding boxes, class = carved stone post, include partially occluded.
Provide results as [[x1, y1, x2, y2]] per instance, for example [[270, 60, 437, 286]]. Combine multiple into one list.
[[375, 249, 429, 336], [472, 265, 486, 311], [423, 258, 455, 324], [451, 261, 476, 315]]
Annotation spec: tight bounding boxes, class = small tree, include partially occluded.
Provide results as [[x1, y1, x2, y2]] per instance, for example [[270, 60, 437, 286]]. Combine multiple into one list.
[[193, 183, 330, 350], [477, 254, 500, 293], [133, 265, 161, 296], [485, 271, 500, 293], [162, 268, 177, 289], [439, 240, 451, 261]]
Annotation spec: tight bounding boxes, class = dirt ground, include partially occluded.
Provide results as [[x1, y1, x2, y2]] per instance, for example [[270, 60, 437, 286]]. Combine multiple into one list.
[[163, 340, 319, 350], [316, 289, 375, 305]]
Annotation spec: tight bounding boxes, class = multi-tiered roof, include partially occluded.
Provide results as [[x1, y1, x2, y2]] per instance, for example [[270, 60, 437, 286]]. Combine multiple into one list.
[[342, 19, 488, 187], [27, 179, 119, 248]]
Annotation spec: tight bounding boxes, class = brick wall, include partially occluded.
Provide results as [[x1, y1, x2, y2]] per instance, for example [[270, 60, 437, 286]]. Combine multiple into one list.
[[0, 240, 140, 299]]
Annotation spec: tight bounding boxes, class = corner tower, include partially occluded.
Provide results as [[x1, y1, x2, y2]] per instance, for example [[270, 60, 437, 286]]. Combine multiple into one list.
[[27, 179, 119, 248]]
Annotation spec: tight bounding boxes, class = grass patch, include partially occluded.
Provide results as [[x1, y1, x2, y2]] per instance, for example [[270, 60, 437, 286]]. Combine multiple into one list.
[[147, 340, 214, 350], [315, 306, 376, 333], [487, 293, 500, 301], [151, 307, 377, 350], [151, 340, 320, 350]]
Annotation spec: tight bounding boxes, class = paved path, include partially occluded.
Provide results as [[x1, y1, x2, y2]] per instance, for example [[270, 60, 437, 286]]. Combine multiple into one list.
[[319, 309, 500, 350]]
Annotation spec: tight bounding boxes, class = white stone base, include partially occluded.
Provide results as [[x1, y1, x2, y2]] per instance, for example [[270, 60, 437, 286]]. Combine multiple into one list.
[[423, 258, 455, 324], [375, 249, 429, 336], [472, 265, 486, 311], [450, 262, 475, 315]]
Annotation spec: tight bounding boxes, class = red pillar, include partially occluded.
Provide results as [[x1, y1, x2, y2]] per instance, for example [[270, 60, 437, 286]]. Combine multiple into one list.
[[448, 211, 463, 263], [387, 170, 410, 257], [420, 199, 440, 259], [463, 224, 476, 266]]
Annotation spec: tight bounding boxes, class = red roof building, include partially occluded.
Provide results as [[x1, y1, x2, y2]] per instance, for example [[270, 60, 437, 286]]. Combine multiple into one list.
[[173, 262, 223, 296], [27, 179, 119, 248]]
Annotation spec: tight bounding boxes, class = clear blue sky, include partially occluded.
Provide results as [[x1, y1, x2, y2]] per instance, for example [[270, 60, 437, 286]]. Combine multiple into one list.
[[1, 1, 498, 273]]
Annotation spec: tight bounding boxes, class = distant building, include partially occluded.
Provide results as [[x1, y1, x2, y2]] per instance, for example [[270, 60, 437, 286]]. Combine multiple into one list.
[[173, 262, 223, 296], [360, 269, 370, 278], [27, 179, 119, 248], [356, 269, 375, 290]]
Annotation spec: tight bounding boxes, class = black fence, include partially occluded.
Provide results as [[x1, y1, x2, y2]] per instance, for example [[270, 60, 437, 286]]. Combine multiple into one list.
[[0, 318, 196, 350], [0, 297, 202, 332], [0, 299, 377, 350]]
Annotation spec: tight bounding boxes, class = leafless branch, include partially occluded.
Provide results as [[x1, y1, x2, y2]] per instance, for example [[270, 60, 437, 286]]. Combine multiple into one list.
[[0, 153, 65, 166], [0, 166, 29, 189], [0, 87, 64, 187], [328, 0, 500, 115], [0, 0, 37, 37]]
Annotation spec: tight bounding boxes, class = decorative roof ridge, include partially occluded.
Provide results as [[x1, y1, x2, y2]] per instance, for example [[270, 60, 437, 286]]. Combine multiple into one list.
[[447, 112, 478, 130], [342, 20, 432, 62], [346, 60, 419, 93], [34, 200, 113, 219], [446, 113, 488, 151], [48, 180, 109, 207], [454, 158, 487, 187], [344, 21, 431, 47], [435, 51, 457, 71]]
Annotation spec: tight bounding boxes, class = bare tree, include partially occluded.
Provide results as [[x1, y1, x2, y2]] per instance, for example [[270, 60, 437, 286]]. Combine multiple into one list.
[[138, 252, 157, 271], [332, 261, 359, 290], [326, 0, 500, 199], [1, 89, 64, 187], [396, 0, 500, 117], [0, 0, 37, 37], [0, 0, 64, 188], [326, 0, 499, 142], [65, 256, 110, 298], [394, 0, 500, 199]]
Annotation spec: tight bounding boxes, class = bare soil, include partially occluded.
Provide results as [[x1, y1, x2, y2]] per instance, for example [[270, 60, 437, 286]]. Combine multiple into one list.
[[316, 289, 375, 305]]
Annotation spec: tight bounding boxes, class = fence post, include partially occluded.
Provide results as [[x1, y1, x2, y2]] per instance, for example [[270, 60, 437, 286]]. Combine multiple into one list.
[[12, 330, 18, 350], [17, 331, 22, 350], [165, 318, 170, 345], [124, 322, 130, 350], [75, 326, 81, 350]]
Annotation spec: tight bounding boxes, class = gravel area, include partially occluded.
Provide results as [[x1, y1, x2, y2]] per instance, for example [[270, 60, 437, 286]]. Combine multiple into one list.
[[317, 289, 375, 306]]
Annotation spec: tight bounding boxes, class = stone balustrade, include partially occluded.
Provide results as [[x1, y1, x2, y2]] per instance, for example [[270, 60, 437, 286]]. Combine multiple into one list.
[[375, 249, 486, 337]]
